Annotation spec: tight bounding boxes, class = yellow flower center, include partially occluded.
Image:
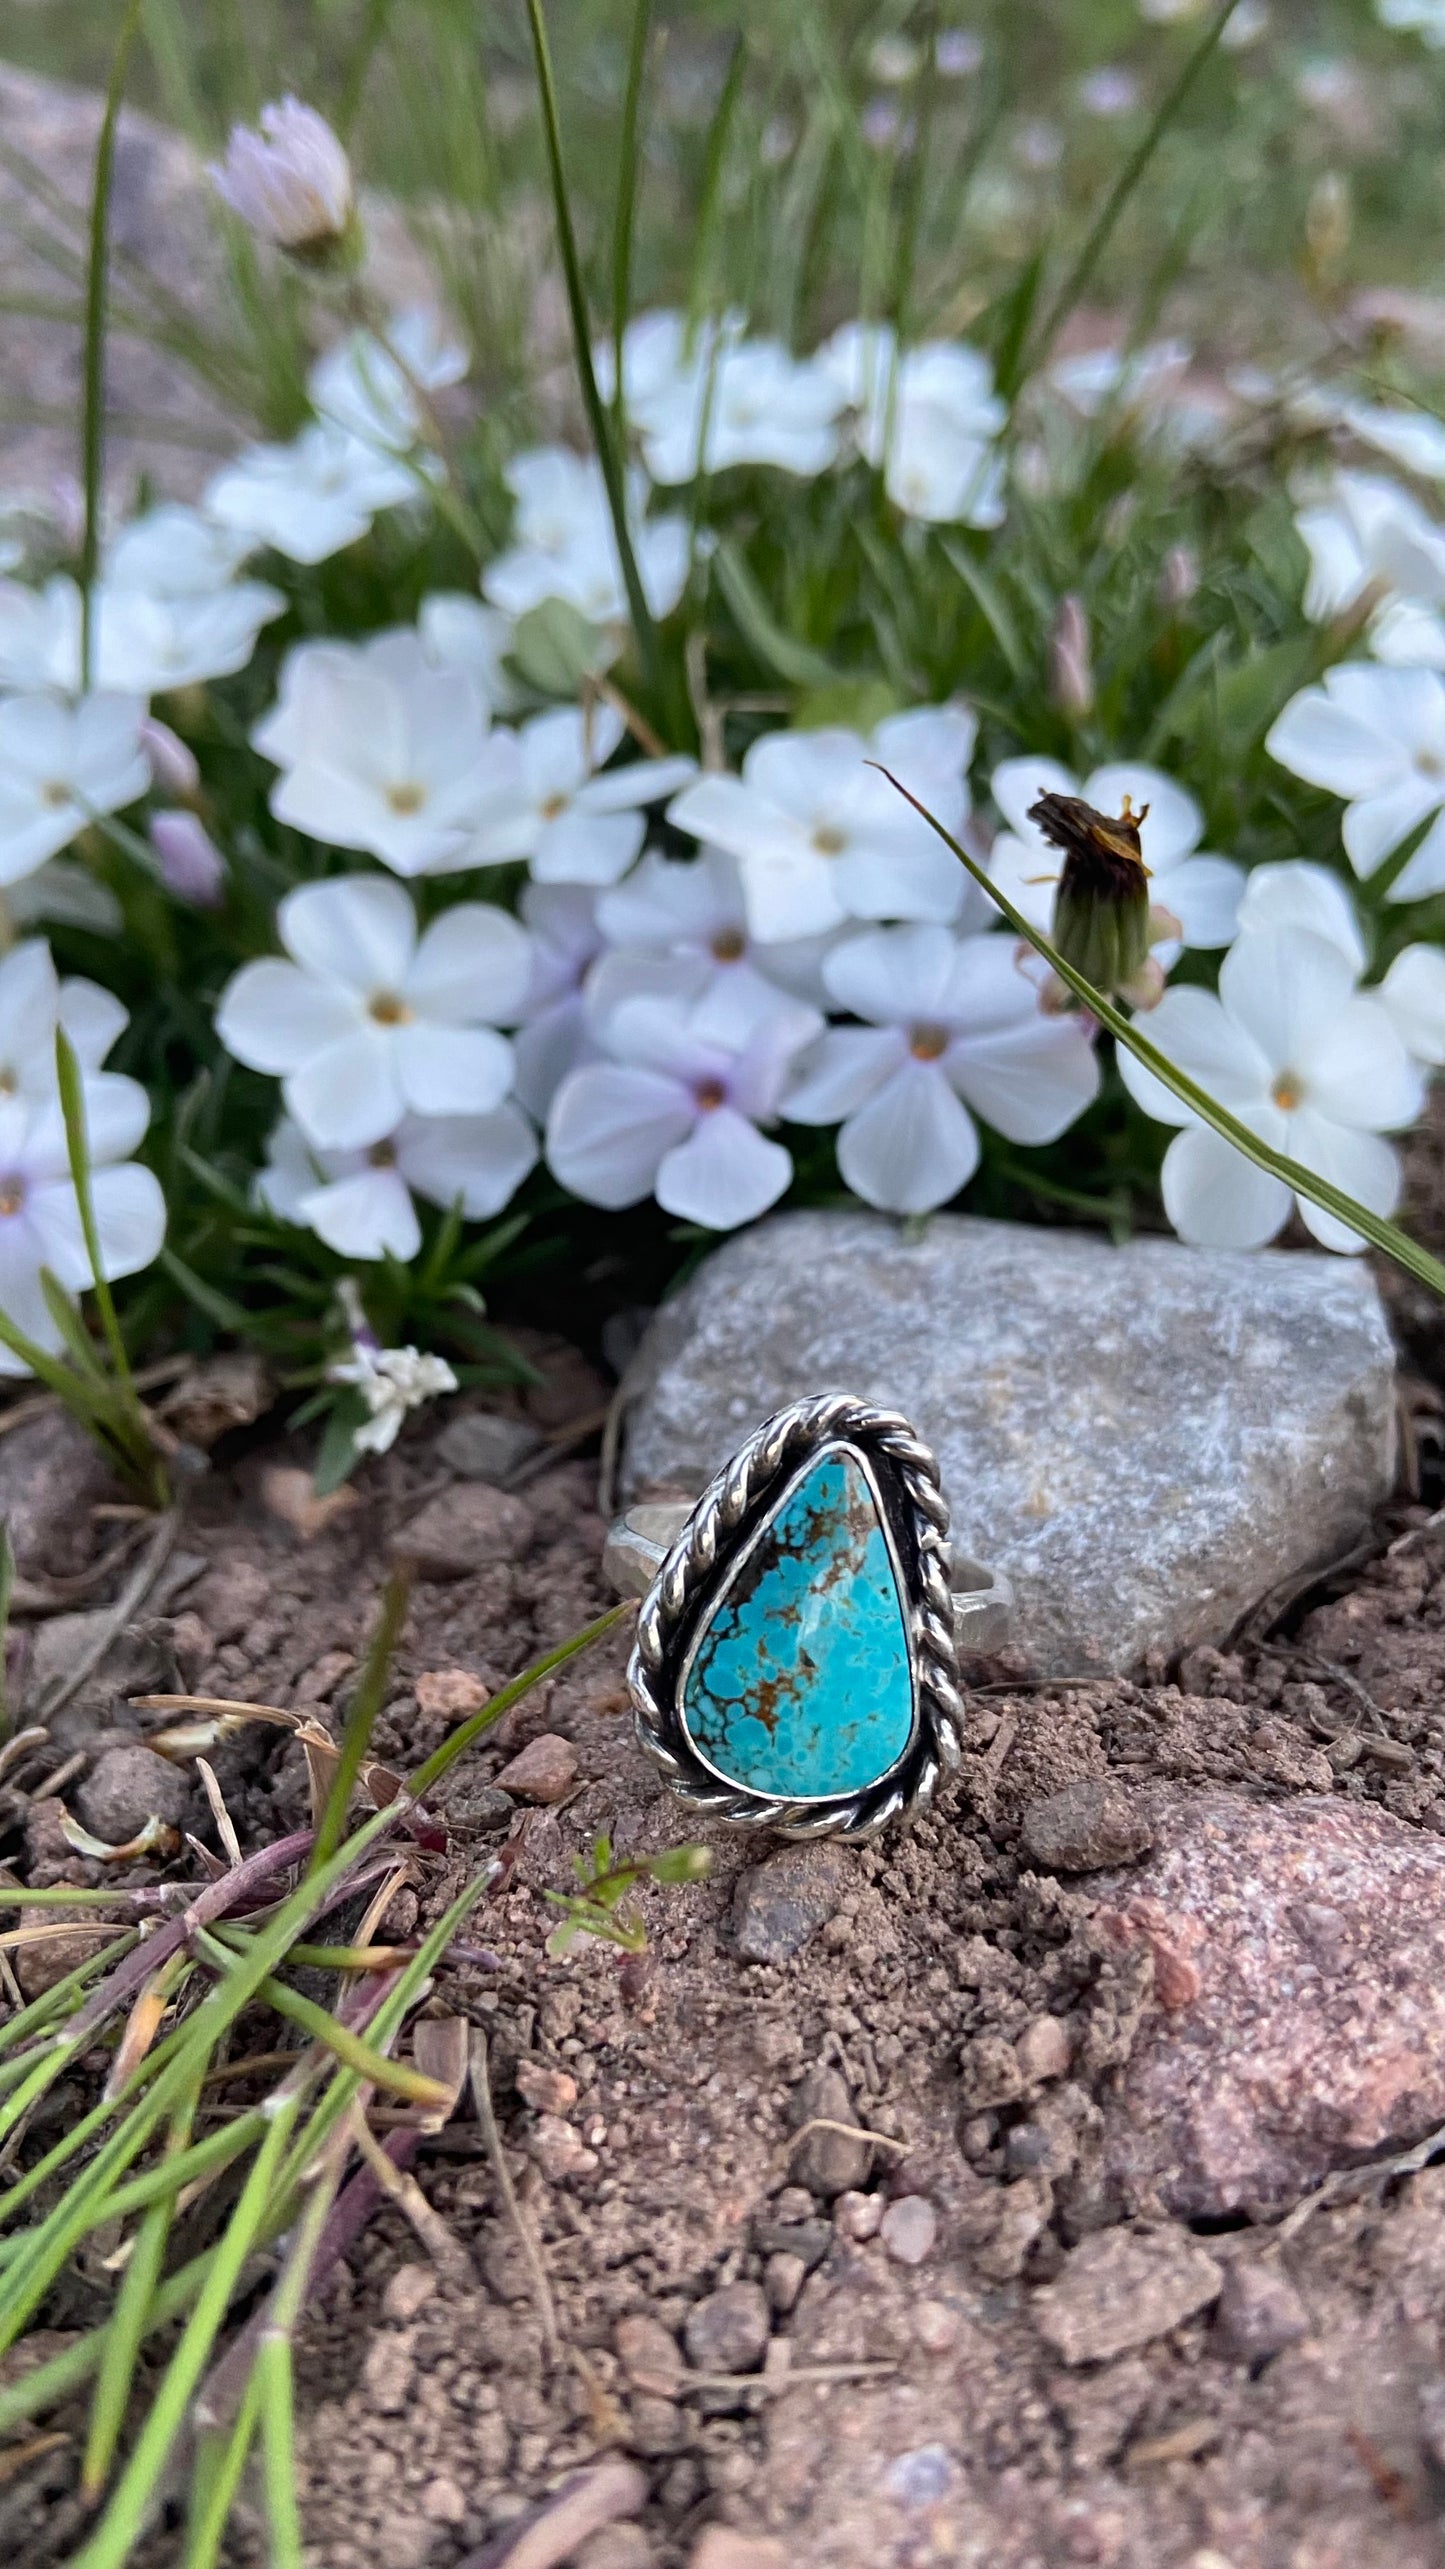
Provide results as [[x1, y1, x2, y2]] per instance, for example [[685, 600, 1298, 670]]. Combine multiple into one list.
[[385, 781, 426, 816], [694, 1078, 727, 1113], [368, 992, 411, 1027], [0, 1178, 24, 1218], [540, 792, 570, 821], [40, 780, 71, 809], [812, 824, 847, 856], [910, 1024, 950, 1062], [1271, 1071, 1304, 1111], [710, 928, 746, 963], [367, 1140, 397, 1168]]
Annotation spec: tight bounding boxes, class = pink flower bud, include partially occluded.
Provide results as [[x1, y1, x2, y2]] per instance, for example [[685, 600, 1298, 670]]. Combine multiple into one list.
[[209, 98, 355, 262], [150, 810, 226, 908], [1048, 593, 1094, 720], [140, 715, 200, 800]]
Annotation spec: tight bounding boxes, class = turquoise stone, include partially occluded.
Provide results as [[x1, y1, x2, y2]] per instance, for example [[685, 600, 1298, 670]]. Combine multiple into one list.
[[681, 1447, 914, 1799]]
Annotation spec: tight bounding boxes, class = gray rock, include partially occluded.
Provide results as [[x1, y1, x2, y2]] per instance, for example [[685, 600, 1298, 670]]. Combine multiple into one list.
[[1032, 2225, 1223, 2365], [1211, 2260, 1311, 2366], [621, 1211, 1396, 1676], [76, 1745, 189, 1844], [788, 2065, 872, 2196], [436, 1411, 541, 1482], [752, 2218, 832, 2270], [1020, 1779, 1156, 1873], [0, 1410, 116, 1578], [880, 2194, 937, 2266], [683, 2281, 770, 2375], [732, 1842, 851, 1963], [390, 1483, 534, 1577]]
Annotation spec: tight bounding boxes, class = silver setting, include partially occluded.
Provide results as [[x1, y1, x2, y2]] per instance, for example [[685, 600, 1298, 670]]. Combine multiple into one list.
[[626, 1391, 964, 1843]]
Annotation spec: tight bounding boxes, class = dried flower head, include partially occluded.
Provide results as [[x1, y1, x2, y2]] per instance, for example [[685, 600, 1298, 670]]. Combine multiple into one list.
[[1028, 790, 1175, 1009], [209, 98, 356, 264]]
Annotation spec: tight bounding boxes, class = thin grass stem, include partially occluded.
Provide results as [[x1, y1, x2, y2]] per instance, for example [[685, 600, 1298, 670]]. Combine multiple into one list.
[[80, 0, 147, 690]]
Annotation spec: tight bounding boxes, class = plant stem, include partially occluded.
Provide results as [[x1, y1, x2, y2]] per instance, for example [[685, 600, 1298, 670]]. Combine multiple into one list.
[[611, 0, 652, 450], [80, 0, 146, 690]]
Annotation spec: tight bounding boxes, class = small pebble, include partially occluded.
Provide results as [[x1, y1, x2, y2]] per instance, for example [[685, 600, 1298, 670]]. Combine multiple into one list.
[[380, 2264, 437, 2324], [529, 2111, 598, 2181], [689, 2533, 788, 2569], [437, 1411, 540, 1481], [390, 1481, 534, 1577], [413, 1668, 489, 1721], [615, 2311, 683, 2396], [1211, 2260, 1310, 2366], [1020, 1777, 1155, 1873], [418, 2475, 467, 2526], [494, 1733, 578, 1803], [575, 2528, 657, 2569], [516, 2059, 580, 2114], [913, 2299, 959, 2354], [764, 2251, 807, 2314], [1014, 2014, 1071, 2085], [788, 2065, 871, 2196], [834, 2189, 883, 2242], [880, 2194, 937, 2267], [684, 2281, 770, 2375], [76, 1745, 188, 1843], [258, 1465, 358, 1540]]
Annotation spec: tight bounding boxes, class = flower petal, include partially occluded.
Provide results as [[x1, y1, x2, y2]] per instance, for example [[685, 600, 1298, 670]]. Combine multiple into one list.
[[392, 1022, 515, 1117], [546, 1062, 693, 1207], [785, 1025, 906, 1123], [1084, 762, 1202, 865], [988, 754, 1077, 842], [655, 1106, 792, 1228], [397, 1105, 538, 1216], [284, 1027, 402, 1149], [216, 959, 359, 1074], [1158, 852, 1245, 948], [1294, 995, 1423, 1131], [837, 1061, 980, 1215], [407, 902, 532, 1024], [278, 873, 417, 992], [1286, 1114, 1402, 1254], [1160, 1123, 1292, 1249], [1381, 943, 1445, 1064], [1117, 985, 1272, 1126], [531, 807, 648, 886], [302, 1167, 421, 1261]]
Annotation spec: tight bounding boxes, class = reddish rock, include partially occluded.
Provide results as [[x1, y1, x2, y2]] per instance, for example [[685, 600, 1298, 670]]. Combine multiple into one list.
[[494, 1733, 578, 1803], [413, 1668, 489, 1721], [1097, 1790, 1445, 2218]]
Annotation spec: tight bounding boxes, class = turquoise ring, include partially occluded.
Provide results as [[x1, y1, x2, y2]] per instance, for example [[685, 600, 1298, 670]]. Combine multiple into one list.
[[608, 1394, 1005, 1842]]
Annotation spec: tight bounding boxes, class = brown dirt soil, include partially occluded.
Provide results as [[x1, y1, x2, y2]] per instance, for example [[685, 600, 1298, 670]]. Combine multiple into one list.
[[7, 1229, 1445, 2567]]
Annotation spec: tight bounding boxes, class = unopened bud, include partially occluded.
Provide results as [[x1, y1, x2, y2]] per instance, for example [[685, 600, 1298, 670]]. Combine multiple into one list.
[[1159, 544, 1198, 609], [140, 714, 200, 800], [1028, 790, 1154, 1004], [150, 810, 226, 908], [1048, 594, 1094, 719], [209, 98, 358, 266]]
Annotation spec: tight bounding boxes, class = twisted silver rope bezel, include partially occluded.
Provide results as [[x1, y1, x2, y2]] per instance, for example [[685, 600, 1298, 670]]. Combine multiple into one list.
[[628, 1392, 963, 1843]]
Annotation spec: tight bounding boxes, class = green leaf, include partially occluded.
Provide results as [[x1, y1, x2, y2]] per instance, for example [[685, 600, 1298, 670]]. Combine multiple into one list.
[[310, 1391, 368, 1499], [713, 541, 840, 686]]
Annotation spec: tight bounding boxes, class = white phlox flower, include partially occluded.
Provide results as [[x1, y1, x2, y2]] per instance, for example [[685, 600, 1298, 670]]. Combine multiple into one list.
[[1235, 856, 1445, 1067], [820, 323, 1008, 525], [216, 873, 531, 1150], [483, 447, 690, 627], [2, 860, 122, 940], [1118, 924, 1423, 1253], [1294, 471, 1445, 666], [309, 310, 467, 455], [667, 705, 982, 944], [987, 753, 1245, 956], [205, 423, 417, 565], [0, 692, 149, 887], [0, 509, 284, 695], [327, 1338, 459, 1454], [1048, 338, 1192, 424], [0, 1076, 164, 1376], [545, 967, 817, 1228], [1343, 400, 1445, 483], [0, 938, 127, 1104], [416, 595, 520, 712], [459, 701, 696, 885], [1376, 0, 1445, 47], [630, 336, 846, 485], [252, 630, 502, 876], [209, 98, 354, 254], [1265, 662, 1445, 902], [594, 842, 838, 1018], [512, 883, 606, 1119], [785, 924, 1100, 1215], [257, 1108, 538, 1260]]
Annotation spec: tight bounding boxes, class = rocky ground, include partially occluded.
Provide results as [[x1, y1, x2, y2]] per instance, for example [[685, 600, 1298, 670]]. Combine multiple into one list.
[[2, 1227, 1445, 2569]]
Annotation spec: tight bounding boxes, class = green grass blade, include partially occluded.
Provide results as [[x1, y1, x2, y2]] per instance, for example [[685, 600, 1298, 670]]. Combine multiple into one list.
[[308, 1571, 409, 1876], [54, 1029, 133, 1391], [80, 0, 146, 690], [81, 2073, 201, 2501], [1028, 0, 1240, 367], [611, 0, 652, 448], [522, 0, 664, 706], [875, 767, 1445, 1300], [409, 1600, 631, 1796]]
